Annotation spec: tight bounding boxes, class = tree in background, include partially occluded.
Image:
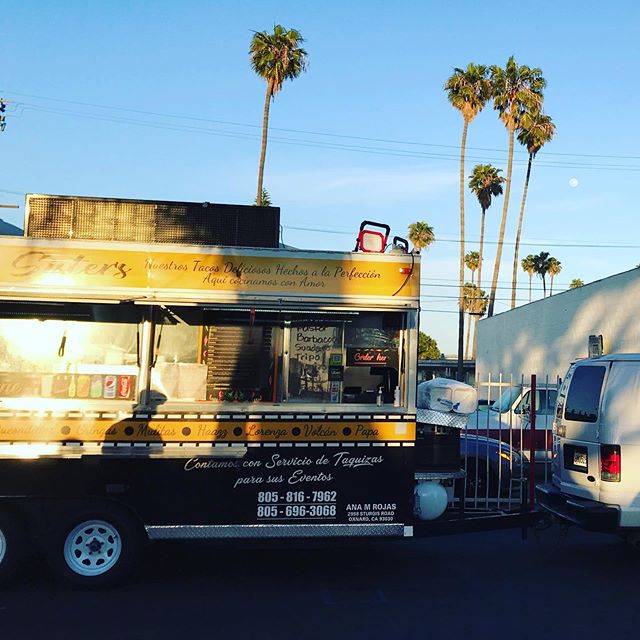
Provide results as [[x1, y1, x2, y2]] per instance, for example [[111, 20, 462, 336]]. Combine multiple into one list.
[[521, 254, 536, 303], [548, 257, 562, 295], [250, 25, 307, 205], [487, 57, 545, 317], [464, 252, 480, 359], [465, 251, 480, 284], [510, 110, 556, 308], [444, 64, 492, 379], [470, 286, 488, 359], [468, 164, 505, 293], [408, 221, 435, 252], [462, 282, 477, 358], [254, 188, 272, 206], [569, 278, 584, 289], [532, 251, 551, 297], [418, 332, 441, 359]]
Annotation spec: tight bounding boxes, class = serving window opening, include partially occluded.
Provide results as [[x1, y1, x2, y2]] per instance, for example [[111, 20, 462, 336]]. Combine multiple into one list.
[[153, 308, 408, 407]]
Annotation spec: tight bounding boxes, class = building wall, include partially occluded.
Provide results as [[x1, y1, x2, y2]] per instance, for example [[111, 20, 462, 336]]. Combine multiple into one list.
[[476, 268, 640, 383]]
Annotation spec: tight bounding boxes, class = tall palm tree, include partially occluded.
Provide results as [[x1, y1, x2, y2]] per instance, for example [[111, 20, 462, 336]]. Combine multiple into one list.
[[569, 278, 584, 289], [547, 257, 562, 295], [532, 251, 551, 297], [470, 286, 488, 359], [444, 64, 492, 378], [462, 282, 477, 359], [464, 251, 480, 358], [510, 111, 556, 308], [468, 164, 505, 292], [250, 25, 308, 205], [408, 221, 435, 252], [521, 254, 536, 303], [487, 57, 545, 317], [465, 251, 480, 285]]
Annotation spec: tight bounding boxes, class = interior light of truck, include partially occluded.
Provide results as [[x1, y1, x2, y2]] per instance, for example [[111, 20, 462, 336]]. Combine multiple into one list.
[[601, 444, 621, 482]]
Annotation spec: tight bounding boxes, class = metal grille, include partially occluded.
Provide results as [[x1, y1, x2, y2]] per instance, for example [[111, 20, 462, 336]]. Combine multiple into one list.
[[26, 194, 280, 247]]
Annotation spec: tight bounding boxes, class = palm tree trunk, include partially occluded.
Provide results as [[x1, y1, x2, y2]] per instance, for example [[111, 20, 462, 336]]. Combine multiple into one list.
[[472, 315, 479, 359], [457, 120, 469, 381], [528, 273, 532, 303], [510, 154, 533, 309], [487, 125, 515, 317], [477, 207, 486, 292], [465, 304, 472, 359], [256, 78, 274, 204], [550, 275, 554, 296], [542, 276, 547, 297]]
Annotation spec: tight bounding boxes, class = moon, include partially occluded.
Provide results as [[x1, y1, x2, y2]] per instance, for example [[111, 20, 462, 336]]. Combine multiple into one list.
[[569, 178, 579, 188]]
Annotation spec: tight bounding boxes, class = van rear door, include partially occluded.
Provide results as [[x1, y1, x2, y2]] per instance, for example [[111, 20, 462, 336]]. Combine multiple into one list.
[[556, 362, 608, 500], [599, 360, 640, 524]]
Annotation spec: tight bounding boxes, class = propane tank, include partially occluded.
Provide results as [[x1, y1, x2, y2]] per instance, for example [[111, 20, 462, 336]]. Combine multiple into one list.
[[414, 481, 448, 521]]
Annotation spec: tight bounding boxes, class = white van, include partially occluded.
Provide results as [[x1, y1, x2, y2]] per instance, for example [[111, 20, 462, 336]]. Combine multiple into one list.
[[537, 354, 640, 537]]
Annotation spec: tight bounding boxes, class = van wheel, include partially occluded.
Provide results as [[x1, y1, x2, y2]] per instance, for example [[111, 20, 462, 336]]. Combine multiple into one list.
[[0, 508, 27, 587], [46, 504, 144, 588]]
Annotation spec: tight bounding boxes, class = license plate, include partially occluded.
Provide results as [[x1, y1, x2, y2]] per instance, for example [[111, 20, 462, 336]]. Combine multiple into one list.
[[573, 451, 587, 468]]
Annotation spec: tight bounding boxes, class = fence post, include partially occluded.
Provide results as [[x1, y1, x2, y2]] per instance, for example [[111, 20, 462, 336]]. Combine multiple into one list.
[[529, 374, 537, 511]]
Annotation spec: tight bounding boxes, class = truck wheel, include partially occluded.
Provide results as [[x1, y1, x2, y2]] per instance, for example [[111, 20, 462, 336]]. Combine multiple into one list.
[[46, 504, 144, 588], [0, 509, 27, 587]]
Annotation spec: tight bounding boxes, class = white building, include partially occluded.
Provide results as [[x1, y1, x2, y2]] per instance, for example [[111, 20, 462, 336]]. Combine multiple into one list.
[[475, 267, 640, 383]]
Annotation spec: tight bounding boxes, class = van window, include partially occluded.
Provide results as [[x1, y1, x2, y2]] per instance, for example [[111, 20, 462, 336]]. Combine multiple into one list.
[[564, 366, 606, 423]]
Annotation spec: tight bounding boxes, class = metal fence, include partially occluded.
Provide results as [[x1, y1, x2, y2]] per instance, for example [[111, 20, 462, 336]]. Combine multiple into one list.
[[458, 372, 559, 512]]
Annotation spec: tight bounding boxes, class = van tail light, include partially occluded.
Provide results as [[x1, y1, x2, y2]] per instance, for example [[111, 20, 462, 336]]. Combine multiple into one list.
[[601, 444, 621, 482]]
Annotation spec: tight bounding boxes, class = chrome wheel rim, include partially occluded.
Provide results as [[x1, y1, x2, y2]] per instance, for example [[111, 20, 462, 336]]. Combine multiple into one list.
[[63, 520, 122, 576]]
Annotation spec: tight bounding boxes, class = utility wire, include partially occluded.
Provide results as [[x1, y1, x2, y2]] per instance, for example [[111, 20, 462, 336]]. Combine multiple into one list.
[[3, 89, 639, 160]]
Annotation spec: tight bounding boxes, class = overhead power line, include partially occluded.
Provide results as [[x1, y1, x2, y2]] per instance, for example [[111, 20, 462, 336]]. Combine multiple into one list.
[[3, 90, 640, 171]]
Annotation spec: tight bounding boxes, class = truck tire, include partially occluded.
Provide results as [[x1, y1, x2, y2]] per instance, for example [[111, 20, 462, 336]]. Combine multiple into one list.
[[0, 508, 27, 587], [45, 503, 144, 588]]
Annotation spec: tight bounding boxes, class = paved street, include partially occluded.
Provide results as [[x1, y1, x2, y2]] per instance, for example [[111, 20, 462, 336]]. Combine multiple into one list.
[[2, 524, 640, 639]]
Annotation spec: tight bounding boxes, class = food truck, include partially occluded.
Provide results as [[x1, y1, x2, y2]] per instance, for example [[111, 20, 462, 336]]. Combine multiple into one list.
[[0, 195, 445, 586]]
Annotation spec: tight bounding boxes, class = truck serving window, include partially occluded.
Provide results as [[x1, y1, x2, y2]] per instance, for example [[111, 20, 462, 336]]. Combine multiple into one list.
[[0, 303, 142, 402], [564, 366, 606, 423], [153, 308, 406, 406]]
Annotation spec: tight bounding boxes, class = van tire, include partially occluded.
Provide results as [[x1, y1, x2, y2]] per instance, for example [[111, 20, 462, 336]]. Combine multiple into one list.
[[0, 508, 27, 587], [464, 460, 499, 497], [45, 503, 144, 588]]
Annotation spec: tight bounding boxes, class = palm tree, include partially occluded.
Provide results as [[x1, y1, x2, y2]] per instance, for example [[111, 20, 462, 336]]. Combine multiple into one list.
[[510, 111, 556, 308], [548, 257, 562, 295], [250, 25, 308, 205], [532, 251, 551, 297], [462, 282, 476, 359], [521, 254, 536, 303], [254, 188, 273, 206], [465, 251, 480, 284], [470, 286, 488, 359], [487, 57, 545, 317], [408, 221, 435, 253], [444, 64, 492, 378], [464, 251, 480, 358], [468, 164, 505, 292], [570, 278, 584, 289]]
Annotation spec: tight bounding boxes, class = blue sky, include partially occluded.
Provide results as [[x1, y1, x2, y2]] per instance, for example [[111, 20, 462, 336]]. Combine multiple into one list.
[[1, 0, 639, 354]]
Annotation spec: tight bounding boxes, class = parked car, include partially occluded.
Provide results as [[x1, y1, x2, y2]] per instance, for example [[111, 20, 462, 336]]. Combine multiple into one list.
[[467, 383, 558, 464], [460, 432, 524, 499], [537, 355, 640, 544]]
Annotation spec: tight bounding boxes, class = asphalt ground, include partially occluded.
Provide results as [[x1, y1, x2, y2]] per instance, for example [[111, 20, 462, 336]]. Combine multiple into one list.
[[2, 524, 639, 640]]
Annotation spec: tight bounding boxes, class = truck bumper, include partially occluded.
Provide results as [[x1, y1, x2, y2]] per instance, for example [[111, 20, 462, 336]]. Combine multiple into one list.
[[536, 483, 620, 532]]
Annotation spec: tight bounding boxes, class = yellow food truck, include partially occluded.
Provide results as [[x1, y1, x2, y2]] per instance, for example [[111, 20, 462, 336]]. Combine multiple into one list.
[[0, 195, 427, 586]]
